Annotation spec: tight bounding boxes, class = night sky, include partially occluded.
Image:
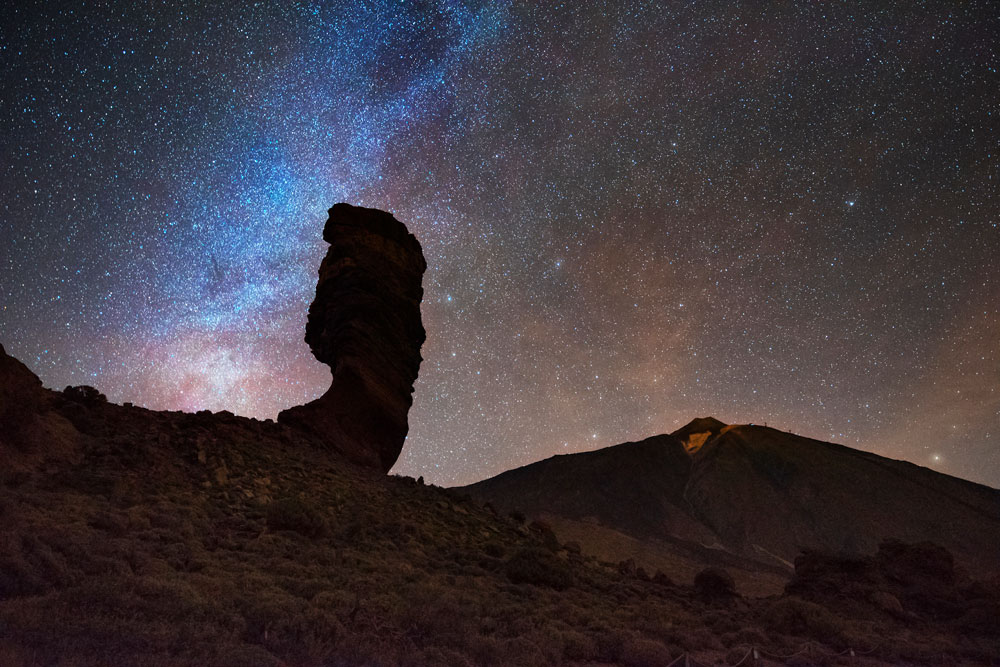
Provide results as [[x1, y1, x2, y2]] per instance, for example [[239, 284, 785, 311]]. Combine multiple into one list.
[[2, 2, 998, 487]]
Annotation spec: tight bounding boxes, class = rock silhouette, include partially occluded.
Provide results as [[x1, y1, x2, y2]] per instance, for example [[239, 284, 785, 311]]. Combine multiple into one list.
[[0, 343, 47, 453], [1, 203, 426, 475], [278, 203, 427, 472], [3, 225, 1000, 664]]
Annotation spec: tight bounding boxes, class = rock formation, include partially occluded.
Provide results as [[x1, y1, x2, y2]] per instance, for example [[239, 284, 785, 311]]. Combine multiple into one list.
[[278, 203, 427, 472], [0, 343, 46, 451], [2, 203, 426, 475]]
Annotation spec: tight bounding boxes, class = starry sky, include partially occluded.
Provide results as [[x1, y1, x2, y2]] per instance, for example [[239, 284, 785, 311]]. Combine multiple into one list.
[[2, 1, 998, 487]]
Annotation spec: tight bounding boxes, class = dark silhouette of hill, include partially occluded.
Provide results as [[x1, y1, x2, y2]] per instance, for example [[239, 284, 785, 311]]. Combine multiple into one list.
[[1, 208, 998, 665], [463, 418, 1000, 592]]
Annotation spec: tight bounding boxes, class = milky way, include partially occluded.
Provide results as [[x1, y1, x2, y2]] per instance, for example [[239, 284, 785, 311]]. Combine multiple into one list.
[[2, 2, 998, 487]]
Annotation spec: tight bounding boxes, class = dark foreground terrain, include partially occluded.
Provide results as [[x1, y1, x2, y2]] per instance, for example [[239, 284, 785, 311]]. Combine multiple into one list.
[[1, 367, 999, 666], [2, 205, 998, 665]]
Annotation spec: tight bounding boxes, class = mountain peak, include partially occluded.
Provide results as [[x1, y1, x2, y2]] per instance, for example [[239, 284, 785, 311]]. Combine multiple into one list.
[[671, 416, 728, 453], [463, 418, 1000, 598]]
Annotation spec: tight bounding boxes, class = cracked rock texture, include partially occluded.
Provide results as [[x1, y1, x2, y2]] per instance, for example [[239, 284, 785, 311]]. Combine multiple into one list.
[[279, 203, 427, 472]]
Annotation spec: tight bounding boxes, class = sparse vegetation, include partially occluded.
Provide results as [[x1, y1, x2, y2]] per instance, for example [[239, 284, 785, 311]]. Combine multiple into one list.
[[265, 497, 327, 537], [694, 566, 737, 602], [1, 398, 997, 666], [763, 597, 847, 643], [504, 547, 573, 590]]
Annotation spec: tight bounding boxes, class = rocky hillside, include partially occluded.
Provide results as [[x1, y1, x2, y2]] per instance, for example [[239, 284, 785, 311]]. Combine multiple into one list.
[[2, 206, 998, 665], [2, 363, 998, 665], [463, 419, 1000, 593]]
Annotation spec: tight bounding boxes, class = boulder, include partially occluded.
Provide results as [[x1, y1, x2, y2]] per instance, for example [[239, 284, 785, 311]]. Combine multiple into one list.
[[694, 567, 737, 601]]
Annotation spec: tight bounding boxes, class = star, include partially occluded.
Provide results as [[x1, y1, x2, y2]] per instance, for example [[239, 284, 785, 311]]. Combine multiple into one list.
[[2, 1, 997, 488]]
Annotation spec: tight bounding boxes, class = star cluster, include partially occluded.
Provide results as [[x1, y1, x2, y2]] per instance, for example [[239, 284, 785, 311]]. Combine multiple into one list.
[[2, 1, 997, 487]]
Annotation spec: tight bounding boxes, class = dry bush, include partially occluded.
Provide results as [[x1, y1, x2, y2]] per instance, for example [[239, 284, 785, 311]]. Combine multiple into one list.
[[504, 548, 572, 591], [559, 628, 599, 662], [528, 520, 560, 552], [595, 628, 634, 662], [955, 600, 1000, 635], [680, 626, 723, 651], [482, 541, 505, 559], [763, 597, 847, 644], [498, 636, 547, 666], [694, 567, 736, 601], [266, 498, 326, 538], [621, 636, 672, 667], [418, 646, 475, 667], [466, 634, 504, 666], [704, 609, 740, 634], [733, 626, 769, 645]]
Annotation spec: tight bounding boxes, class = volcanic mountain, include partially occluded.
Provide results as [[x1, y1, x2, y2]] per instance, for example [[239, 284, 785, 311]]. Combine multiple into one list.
[[462, 419, 1000, 594], [2, 205, 999, 665]]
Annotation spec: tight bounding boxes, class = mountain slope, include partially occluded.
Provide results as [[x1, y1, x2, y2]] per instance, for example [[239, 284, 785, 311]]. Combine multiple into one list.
[[686, 423, 1000, 573], [462, 419, 1000, 587], [3, 373, 998, 665]]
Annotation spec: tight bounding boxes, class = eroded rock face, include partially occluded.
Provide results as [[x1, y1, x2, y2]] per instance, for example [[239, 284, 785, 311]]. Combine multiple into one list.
[[0, 343, 46, 451], [279, 203, 427, 472]]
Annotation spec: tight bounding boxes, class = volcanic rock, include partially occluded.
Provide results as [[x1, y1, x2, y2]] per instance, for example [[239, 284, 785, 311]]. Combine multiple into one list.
[[694, 566, 737, 602], [783, 540, 1000, 627], [0, 343, 47, 452], [278, 203, 427, 472], [0, 344, 44, 412]]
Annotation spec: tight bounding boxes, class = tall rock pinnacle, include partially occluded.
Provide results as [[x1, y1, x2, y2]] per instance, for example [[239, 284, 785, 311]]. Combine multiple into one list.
[[278, 204, 427, 472]]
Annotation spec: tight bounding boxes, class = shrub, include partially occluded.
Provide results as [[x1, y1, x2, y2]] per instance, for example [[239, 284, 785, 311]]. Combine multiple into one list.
[[63, 385, 107, 403], [955, 601, 1000, 635], [483, 541, 505, 559], [499, 637, 546, 667], [418, 646, 474, 667], [621, 636, 672, 667], [504, 548, 572, 590], [681, 626, 723, 651], [652, 570, 673, 586], [733, 626, 769, 645], [694, 567, 736, 601], [595, 628, 633, 662], [467, 635, 503, 667], [763, 597, 846, 643], [528, 520, 560, 552], [560, 629, 598, 661], [265, 497, 326, 538], [704, 609, 739, 634]]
